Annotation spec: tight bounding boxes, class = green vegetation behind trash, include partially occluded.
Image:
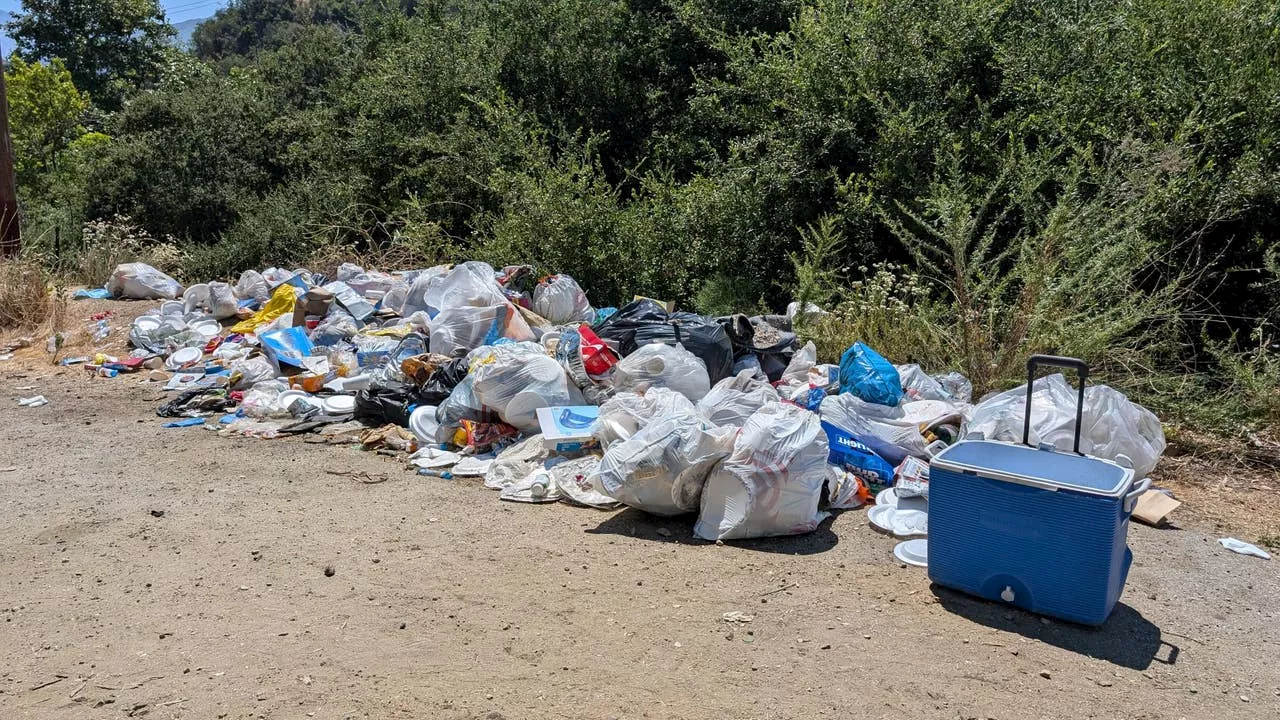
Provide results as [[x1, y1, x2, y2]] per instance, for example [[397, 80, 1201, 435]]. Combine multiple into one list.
[[3, 0, 1279, 437]]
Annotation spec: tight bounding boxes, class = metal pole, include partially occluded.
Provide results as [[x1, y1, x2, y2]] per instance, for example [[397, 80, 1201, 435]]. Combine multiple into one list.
[[0, 41, 21, 258]]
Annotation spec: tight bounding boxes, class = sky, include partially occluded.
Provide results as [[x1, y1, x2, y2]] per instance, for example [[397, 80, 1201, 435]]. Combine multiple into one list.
[[0, 0, 231, 50]]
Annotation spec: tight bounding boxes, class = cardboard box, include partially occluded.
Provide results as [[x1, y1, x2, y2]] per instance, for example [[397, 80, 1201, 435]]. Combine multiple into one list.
[[536, 406, 600, 453]]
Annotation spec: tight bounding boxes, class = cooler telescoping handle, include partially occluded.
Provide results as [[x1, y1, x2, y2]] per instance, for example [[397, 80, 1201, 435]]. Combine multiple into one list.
[[1023, 355, 1089, 454]]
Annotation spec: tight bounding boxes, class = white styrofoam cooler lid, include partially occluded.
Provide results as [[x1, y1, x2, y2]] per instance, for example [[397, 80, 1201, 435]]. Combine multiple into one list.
[[931, 440, 1134, 498]]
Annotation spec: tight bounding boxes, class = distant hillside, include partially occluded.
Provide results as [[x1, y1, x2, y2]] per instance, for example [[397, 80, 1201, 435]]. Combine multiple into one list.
[[173, 17, 207, 47]]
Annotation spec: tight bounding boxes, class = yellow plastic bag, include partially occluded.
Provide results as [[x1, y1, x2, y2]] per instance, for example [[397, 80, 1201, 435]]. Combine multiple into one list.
[[231, 284, 298, 335]]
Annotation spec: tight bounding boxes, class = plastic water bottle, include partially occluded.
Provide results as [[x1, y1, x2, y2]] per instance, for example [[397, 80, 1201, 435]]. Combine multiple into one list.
[[529, 471, 551, 498]]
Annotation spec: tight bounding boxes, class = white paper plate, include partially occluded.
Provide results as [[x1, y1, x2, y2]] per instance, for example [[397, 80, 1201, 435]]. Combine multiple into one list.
[[894, 539, 928, 567], [322, 395, 356, 415], [165, 346, 203, 370]]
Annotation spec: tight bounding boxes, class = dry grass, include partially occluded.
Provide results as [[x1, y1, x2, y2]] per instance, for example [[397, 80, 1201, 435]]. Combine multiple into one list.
[[0, 260, 55, 331]]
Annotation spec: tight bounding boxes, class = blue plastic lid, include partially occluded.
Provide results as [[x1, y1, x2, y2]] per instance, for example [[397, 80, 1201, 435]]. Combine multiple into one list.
[[931, 440, 1134, 498]]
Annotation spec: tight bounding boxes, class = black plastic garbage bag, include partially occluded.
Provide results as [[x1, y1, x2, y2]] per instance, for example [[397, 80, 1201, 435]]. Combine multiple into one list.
[[157, 388, 234, 418], [720, 314, 798, 383], [355, 357, 470, 426], [592, 299, 734, 383]]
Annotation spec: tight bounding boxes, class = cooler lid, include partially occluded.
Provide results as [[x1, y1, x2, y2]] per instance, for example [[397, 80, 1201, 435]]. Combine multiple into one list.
[[931, 440, 1134, 498]]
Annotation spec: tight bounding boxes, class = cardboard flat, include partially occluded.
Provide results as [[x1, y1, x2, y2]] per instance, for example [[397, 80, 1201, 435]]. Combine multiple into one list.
[[1132, 489, 1181, 527]]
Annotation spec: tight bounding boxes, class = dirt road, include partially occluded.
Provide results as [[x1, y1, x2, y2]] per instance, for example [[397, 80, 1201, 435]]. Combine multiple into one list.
[[1, 365, 1277, 719]]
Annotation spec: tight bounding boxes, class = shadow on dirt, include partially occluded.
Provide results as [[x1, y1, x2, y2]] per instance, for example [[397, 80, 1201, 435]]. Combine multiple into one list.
[[586, 508, 840, 555], [933, 585, 1175, 670]]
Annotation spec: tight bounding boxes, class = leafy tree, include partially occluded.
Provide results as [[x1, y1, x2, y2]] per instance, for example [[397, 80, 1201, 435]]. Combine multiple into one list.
[[4, 55, 88, 190], [5, 0, 174, 110]]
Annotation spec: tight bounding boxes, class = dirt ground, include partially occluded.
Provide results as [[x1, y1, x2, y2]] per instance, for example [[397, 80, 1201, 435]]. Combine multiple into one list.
[[1, 303, 1279, 719]]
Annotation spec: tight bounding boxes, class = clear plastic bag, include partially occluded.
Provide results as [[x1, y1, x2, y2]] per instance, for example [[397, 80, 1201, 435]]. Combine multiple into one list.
[[107, 262, 181, 300], [597, 411, 735, 516], [230, 356, 277, 390], [897, 364, 951, 401], [695, 403, 831, 541], [311, 308, 358, 346], [400, 265, 451, 316], [965, 374, 1166, 478], [593, 387, 697, 448], [425, 261, 507, 315], [471, 342, 584, 433], [696, 370, 781, 428], [532, 274, 594, 324], [428, 304, 535, 357], [611, 342, 711, 402], [240, 380, 289, 418]]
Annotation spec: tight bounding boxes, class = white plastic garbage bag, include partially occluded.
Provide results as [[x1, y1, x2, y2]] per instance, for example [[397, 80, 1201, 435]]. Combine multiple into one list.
[[696, 370, 781, 428], [426, 261, 507, 314], [695, 403, 831, 541], [107, 262, 181, 300], [612, 342, 711, 402], [429, 304, 535, 357], [208, 281, 238, 319], [548, 455, 620, 509], [485, 435, 551, 490], [234, 269, 271, 303], [593, 387, 697, 448], [597, 411, 735, 516], [819, 393, 955, 458], [471, 343, 584, 433], [964, 374, 1166, 479], [532, 274, 595, 324], [336, 263, 364, 281]]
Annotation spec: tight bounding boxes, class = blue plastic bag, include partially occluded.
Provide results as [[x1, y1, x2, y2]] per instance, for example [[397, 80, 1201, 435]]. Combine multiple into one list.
[[838, 342, 902, 406], [821, 421, 896, 487]]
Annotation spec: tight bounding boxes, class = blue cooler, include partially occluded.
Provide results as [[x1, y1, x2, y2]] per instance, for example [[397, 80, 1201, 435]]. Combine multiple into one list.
[[927, 356, 1150, 626]]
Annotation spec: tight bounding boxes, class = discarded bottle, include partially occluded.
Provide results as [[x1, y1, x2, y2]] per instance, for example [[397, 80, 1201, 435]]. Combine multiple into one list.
[[529, 470, 552, 498]]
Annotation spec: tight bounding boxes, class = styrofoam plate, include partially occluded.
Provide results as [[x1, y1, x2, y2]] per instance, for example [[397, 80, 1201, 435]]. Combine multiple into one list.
[[868, 505, 895, 534], [191, 320, 221, 339], [278, 390, 320, 410], [876, 487, 929, 513], [889, 508, 929, 537], [166, 346, 203, 370], [322, 395, 356, 415], [894, 539, 928, 567], [133, 316, 162, 333]]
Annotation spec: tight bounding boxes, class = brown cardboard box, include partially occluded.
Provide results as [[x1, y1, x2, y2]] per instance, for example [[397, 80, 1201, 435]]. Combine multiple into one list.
[[292, 287, 335, 328], [1132, 489, 1181, 527]]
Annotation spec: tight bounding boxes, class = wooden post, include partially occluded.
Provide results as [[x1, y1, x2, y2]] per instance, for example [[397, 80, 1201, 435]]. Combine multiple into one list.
[[0, 43, 20, 258]]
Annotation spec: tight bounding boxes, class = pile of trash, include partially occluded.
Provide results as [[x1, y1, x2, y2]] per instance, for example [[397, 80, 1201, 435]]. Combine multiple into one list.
[[72, 260, 1168, 547]]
